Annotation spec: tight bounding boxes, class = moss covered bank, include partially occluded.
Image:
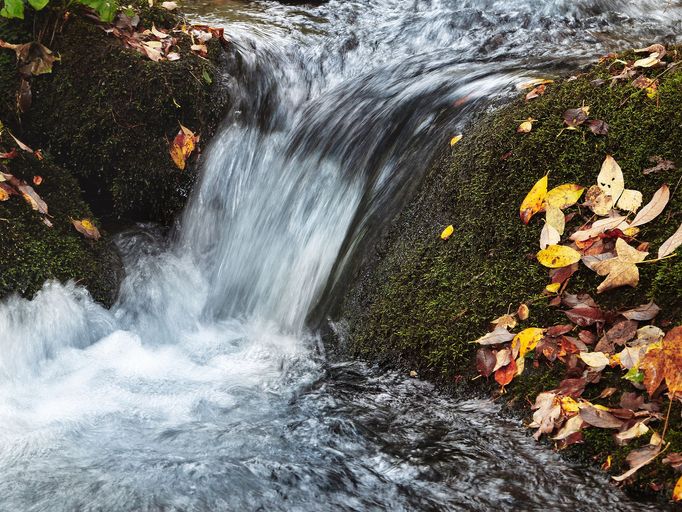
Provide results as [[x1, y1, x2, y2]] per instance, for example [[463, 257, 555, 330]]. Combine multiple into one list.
[[339, 50, 682, 501], [0, 4, 238, 303]]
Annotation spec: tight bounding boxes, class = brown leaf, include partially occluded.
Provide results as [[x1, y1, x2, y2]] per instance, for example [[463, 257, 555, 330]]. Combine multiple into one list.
[[606, 319, 638, 346], [169, 124, 199, 170], [662, 453, 682, 472], [563, 107, 589, 129], [579, 405, 624, 429], [643, 156, 675, 175], [578, 330, 597, 345], [556, 377, 586, 398], [622, 302, 661, 321], [525, 84, 546, 101], [565, 306, 605, 327], [17, 78, 31, 113], [546, 324, 574, 337], [517, 303, 529, 321], [612, 444, 662, 481], [620, 392, 645, 410], [587, 119, 609, 136], [476, 348, 496, 377], [0, 40, 59, 76]]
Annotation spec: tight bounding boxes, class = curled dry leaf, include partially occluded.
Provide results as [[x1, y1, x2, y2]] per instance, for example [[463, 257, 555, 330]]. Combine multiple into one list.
[[537, 244, 581, 268], [658, 222, 682, 259], [612, 444, 662, 481], [614, 422, 650, 445], [492, 348, 511, 372], [553, 414, 584, 441], [630, 184, 669, 227], [518, 78, 554, 90], [634, 53, 662, 68], [520, 174, 547, 224], [440, 224, 454, 240], [0, 40, 59, 76], [517, 303, 529, 321], [71, 218, 101, 240], [491, 314, 516, 330]]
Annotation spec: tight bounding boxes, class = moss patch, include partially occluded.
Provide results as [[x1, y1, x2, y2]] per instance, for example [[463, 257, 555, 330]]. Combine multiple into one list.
[[340, 51, 682, 500]]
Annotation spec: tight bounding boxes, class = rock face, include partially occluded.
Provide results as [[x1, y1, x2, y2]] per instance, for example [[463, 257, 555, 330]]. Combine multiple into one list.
[[0, 6, 238, 304]]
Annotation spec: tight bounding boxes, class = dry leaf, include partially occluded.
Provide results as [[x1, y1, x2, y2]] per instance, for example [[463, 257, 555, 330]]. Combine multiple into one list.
[[545, 204, 565, 234], [563, 107, 590, 130], [511, 328, 544, 358], [517, 303, 529, 321], [622, 302, 661, 321], [658, 222, 682, 259], [612, 444, 661, 481], [71, 218, 101, 240], [616, 189, 643, 213], [169, 124, 199, 170], [631, 184, 670, 227], [587, 119, 609, 136], [584, 184, 614, 216], [579, 404, 624, 429], [571, 215, 627, 242], [540, 222, 561, 249], [473, 326, 514, 346], [546, 184, 584, 210], [450, 134, 462, 146], [491, 314, 517, 330], [578, 351, 610, 370], [494, 358, 517, 387], [597, 155, 625, 204], [594, 238, 648, 293]]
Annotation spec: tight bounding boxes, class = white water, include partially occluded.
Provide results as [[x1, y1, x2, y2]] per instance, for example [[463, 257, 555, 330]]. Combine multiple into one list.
[[1, 1, 681, 510]]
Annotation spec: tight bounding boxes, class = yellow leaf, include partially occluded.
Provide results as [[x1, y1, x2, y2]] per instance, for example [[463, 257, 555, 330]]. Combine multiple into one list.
[[520, 174, 548, 224], [561, 396, 580, 413], [450, 134, 462, 146], [537, 244, 581, 268], [545, 282, 561, 293], [517, 118, 536, 133], [674, 476, 682, 502], [518, 78, 554, 90], [594, 260, 639, 293], [511, 327, 544, 358], [440, 224, 454, 240], [169, 124, 199, 171], [546, 184, 585, 210], [616, 189, 643, 213], [0, 187, 8, 201], [597, 155, 624, 204]]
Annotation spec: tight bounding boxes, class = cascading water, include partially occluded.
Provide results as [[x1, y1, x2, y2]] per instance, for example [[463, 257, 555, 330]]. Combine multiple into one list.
[[0, 1, 681, 510]]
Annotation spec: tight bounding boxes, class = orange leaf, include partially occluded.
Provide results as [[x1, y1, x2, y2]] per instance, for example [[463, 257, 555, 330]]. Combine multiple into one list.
[[495, 358, 517, 387]]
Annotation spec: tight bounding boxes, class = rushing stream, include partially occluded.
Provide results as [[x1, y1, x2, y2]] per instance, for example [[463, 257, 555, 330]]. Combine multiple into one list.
[[1, 1, 682, 510]]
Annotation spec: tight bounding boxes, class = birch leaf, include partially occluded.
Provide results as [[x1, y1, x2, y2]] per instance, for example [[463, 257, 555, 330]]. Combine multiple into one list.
[[473, 327, 514, 345]]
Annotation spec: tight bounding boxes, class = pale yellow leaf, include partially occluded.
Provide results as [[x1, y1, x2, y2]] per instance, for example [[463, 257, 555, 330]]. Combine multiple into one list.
[[545, 204, 565, 234], [579, 351, 610, 369], [658, 222, 682, 259], [631, 184, 670, 227], [597, 155, 625, 205], [440, 225, 454, 240], [536, 244, 581, 268], [539, 222, 560, 249], [616, 189, 643, 213]]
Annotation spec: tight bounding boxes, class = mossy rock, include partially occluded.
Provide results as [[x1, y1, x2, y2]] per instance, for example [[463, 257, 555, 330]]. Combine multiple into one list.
[[340, 50, 682, 500], [2, 6, 236, 224], [0, 152, 121, 304]]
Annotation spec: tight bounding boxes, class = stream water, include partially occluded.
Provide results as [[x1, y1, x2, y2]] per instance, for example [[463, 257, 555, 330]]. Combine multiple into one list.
[[2, 1, 682, 510]]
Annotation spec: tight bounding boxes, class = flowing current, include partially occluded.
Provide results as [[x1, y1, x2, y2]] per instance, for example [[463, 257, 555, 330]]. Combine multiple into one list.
[[1, 1, 681, 510]]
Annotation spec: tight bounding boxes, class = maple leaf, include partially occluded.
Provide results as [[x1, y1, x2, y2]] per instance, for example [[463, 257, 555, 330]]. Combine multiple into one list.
[[593, 238, 648, 293]]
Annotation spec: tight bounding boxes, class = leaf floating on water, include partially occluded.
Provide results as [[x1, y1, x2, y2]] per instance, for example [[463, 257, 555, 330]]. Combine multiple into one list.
[[630, 184, 670, 227], [440, 225, 454, 240], [71, 218, 101, 240], [520, 174, 548, 224], [658, 222, 682, 259], [537, 245, 581, 268]]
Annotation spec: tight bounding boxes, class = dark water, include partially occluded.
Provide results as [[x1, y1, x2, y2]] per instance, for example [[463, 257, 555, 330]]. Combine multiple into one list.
[[0, 1, 680, 510]]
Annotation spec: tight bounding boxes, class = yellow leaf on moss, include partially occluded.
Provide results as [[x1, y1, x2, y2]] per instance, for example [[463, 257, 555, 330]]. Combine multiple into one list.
[[520, 175, 548, 224], [546, 184, 584, 210], [450, 134, 462, 146], [673, 475, 682, 502], [537, 244, 581, 268], [512, 327, 544, 358], [71, 218, 101, 240], [440, 225, 454, 240], [545, 282, 561, 293]]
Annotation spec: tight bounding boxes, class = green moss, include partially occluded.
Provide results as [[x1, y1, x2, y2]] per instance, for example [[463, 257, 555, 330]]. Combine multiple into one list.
[[0, 152, 121, 304], [341, 52, 682, 498]]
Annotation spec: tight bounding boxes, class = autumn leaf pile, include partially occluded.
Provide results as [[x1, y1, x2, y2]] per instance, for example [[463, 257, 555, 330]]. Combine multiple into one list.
[[464, 69, 682, 497]]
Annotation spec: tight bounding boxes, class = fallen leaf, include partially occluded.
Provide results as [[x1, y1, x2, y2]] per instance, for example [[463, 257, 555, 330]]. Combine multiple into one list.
[[594, 238, 648, 293], [546, 184, 584, 210], [476, 348, 496, 377], [570, 215, 627, 242], [563, 106, 590, 130], [663, 453, 682, 471], [584, 184, 614, 216], [32, 175, 42, 186], [494, 358, 517, 387], [151, 24, 169, 39], [634, 53, 661, 68], [630, 184, 670, 227], [161, 1, 178, 9], [450, 134, 462, 146], [634, 44, 667, 59], [530, 392, 561, 439], [658, 222, 682, 259], [525, 84, 546, 101], [0, 40, 59, 76], [520, 174, 548, 224], [472, 326, 514, 345], [545, 205, 566, 235], [587, 119, 609, 136], [440, 224, 454, 240], [612, 444, 661, 481], [597, 155, 625, 205], [616, 189, 643, 213], [537, 244, 581, 268], [606, 319, 639, 346], [643, 156, 675, 175], [169, 124, 199, 170], [518, 78, 554, 89], [579, 404, 624, 429], [578, 351, 610, 370], [540, 222, 561, 249], [545, 282, 561, 293], [492, 348, 511, 372], [553, 414, 584, 440], [71, 218, 101, 240], [614, 421, 650, 445], [674, 476, 682, 502], [517, 118, 536, 133], [565, 306, 605, 327], [491, 314, 517, 330], [511, 327, 544, 358], [517, 303, 529, 321], [622, 302, 661, 321]]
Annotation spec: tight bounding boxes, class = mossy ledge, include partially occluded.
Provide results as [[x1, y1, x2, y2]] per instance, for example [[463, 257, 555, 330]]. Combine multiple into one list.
[[338, 50, 682, 502], [0, 5, 239, 303]]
